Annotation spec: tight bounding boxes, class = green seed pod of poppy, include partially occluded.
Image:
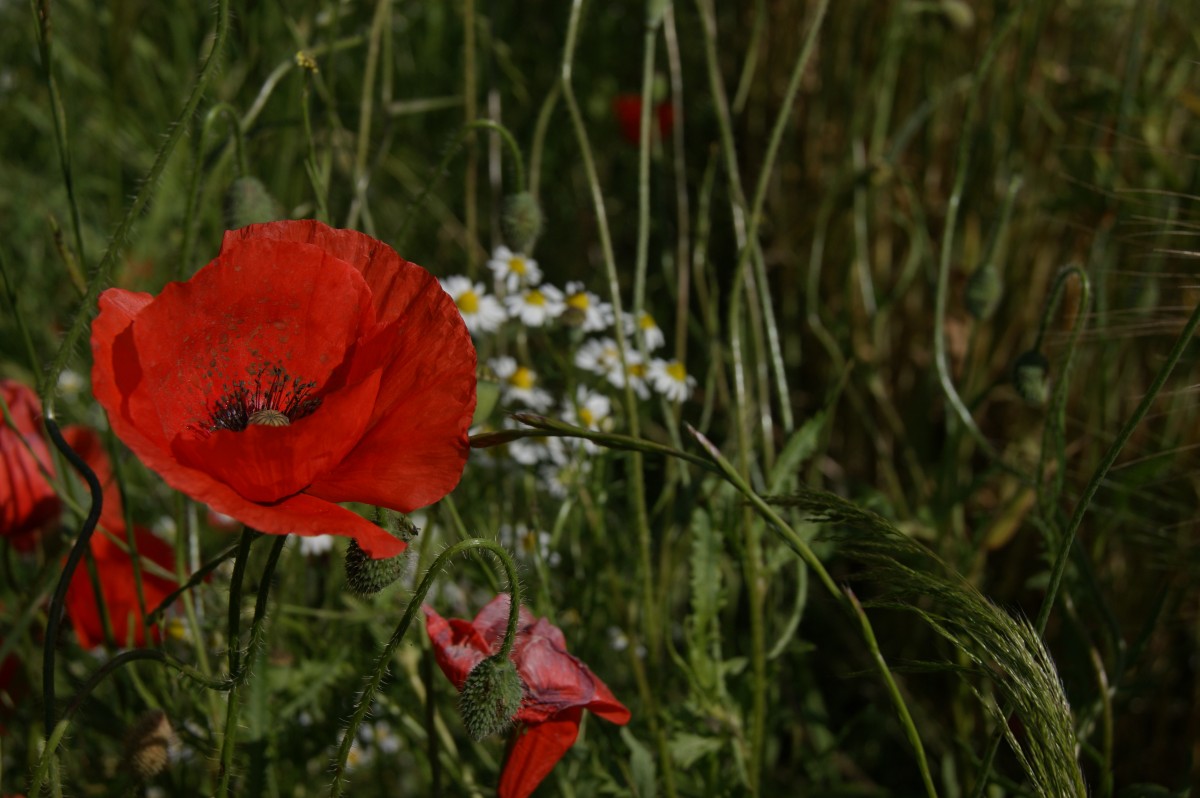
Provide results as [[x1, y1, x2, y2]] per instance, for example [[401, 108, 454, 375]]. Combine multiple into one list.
[[224, 176, 281, 231], [1012, 349, 1051, 406], [343, 513, 417, 596], [124, 709, 176, 781], [502, 192, 543, 255], [965, 261, 1002, 320], [459, 654, 525, 741]]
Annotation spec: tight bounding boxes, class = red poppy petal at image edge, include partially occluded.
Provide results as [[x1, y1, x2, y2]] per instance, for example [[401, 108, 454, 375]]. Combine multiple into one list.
[[0, 380, 60, 549], [90, 221, 477, 559], [498, 707, 584, 798]]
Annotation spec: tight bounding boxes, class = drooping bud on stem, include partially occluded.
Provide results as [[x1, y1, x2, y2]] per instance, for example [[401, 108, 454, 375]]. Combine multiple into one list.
[[1012, 349, 1051, 406], [501, 192, 543, 255], [343, 514, 418, 597], [124, 709, 177, 781], [458, 654, 525, 741], [224, 176, 282, 230]]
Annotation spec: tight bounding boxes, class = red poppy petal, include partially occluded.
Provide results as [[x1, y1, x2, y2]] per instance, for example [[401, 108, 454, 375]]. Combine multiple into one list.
[[514, 636, 598, 723], [305, 306, 475, 512], [221, 221, 430, 327], [169, 369, 382, 503], [424, 605, 491, 689], [471, 593, 537, 651], [66, 527, 177, 649], [612, 95, 642, 146], [497, 709, 583, 798], [0, 380, 60, 545]]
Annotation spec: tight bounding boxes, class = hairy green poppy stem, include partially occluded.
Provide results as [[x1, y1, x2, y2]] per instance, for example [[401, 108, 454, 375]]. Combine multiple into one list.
[[329, 537, 521, 797], [40, 419, 104, 736], [40, 0, 230, 418]]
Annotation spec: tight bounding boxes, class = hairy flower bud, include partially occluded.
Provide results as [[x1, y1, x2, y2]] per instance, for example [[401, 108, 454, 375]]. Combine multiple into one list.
[[965, 261, 1002, 320], [224, 176, 281, 231], [123, 709, 176, 781], [458, 654, 525, 741], [1012, 349, 1050, 406], [502, 192, 543, 255], [343, 515, 417, 597]]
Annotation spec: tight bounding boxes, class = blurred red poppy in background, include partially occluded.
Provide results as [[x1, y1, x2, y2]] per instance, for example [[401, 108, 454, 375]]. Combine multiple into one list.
[[59, 426, 178, 649], [612, 94, 674, 147], [424, 594, 630, 798], [0, 379, 60, 550], [90, 220, 477, 559]]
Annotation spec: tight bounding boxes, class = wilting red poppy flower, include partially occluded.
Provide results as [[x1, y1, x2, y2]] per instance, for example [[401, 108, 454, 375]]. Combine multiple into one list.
[[424, 594, 631, 798], [612, 94, 674, 147], [58, 425, 178, 649], [91, 220, 477, 558], [0, 380, 60, 550]]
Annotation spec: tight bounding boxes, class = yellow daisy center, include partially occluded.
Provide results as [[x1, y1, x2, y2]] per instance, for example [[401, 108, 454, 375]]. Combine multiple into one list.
[[509, 257, 527, 275], [629, 363, 647, 378], [579, 407, 595, 427], [457, 289, 480, 313], [525, 290, 546, 307], [510, 367, 535, 390], [567, 292, 590, 311], [667, 361, 687, 382], [639, 312, 657, 330]]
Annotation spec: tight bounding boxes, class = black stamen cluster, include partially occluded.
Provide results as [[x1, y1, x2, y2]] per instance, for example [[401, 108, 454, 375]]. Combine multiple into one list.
[[206, 364, 322, 432]]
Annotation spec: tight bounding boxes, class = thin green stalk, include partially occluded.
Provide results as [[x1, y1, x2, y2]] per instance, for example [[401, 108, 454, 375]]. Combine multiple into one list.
[[931, 4, 1024, 459], [661, 4, 691, 369], [215, 529, 259, 798], [300, 62, 330, 224], [203, 103, 248, 179], [147, 539, 242, 621], [527, 82, 561, 200], [463, 0, 479, 275], [631, 14, 660, 345], [971, 299, 1200, 797], [346, 0, 390, 235], [30, 0, 88, 280], [329, 538, 522, 797], [846, 590, 938, 798], [0, 251, 42, 375], [26, 720, 70, 798], [39, 0, 230, 417], [558, 3, 671, 793]]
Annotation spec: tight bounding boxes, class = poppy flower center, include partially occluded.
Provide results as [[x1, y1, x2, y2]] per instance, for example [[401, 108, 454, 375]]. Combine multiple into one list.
[[204, 364, 321, 434]]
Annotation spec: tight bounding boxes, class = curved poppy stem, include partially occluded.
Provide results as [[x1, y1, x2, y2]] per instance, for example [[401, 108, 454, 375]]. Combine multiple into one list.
[[329, 538, 521, 798], [201, 102, 249, 179], [216, 530, 287, 798], [40, 418, 103, 735]]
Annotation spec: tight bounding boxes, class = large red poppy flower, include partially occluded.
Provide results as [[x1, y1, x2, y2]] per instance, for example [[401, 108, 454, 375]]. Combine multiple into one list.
[[424, 594, 631, 798], [612, 94, 675, 147], [58, 426, 178, 649], [0, 380, 60, 550], [91, 221, 477, 558]]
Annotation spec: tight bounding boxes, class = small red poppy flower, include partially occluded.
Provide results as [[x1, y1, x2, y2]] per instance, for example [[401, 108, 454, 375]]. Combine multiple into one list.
[[0, 380, 61, 550], [90, 221, 477, 558], [424, 594, 631, 798], [612, 94, 675, 147], [59, 426, 179, 649]]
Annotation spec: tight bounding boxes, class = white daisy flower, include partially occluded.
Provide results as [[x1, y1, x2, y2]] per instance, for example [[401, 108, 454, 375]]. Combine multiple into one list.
[[649, 358, 697, 402], [623, 311, 665, 350], [540, 457, 592, 499], [440, 275, 506, 335], [298, 534, 335, 557], [505, 283, 565, 327], [510, 433, 568, 466], [563, 387, 612, 453], [575, 337, 622, 377], [562, 282, 613, 332], [490, 356, 554, 411], [500, 523, 560, 567], [488, 245, 542, 291], [607, 350, 651, 399]]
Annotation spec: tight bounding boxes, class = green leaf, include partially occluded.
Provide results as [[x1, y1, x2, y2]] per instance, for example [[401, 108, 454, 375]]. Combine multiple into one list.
[[670, 732, 725, 770], [621, 727, 657, 798]]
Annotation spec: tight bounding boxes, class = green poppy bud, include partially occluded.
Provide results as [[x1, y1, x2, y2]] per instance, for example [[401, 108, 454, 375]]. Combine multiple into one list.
[[965, 262, 1002, 320], [502, 192, 543, 255], [124, 709, 176, 781], [459, 654, 525, 741], [224, 176, 281, 231], [343, 515, 416, 597], [1012, 349, 1050, 406]]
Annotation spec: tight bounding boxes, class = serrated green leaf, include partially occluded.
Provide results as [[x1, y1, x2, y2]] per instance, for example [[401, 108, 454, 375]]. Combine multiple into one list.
[[621, 726, 656, 798], [670, 732, 725, 769]]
